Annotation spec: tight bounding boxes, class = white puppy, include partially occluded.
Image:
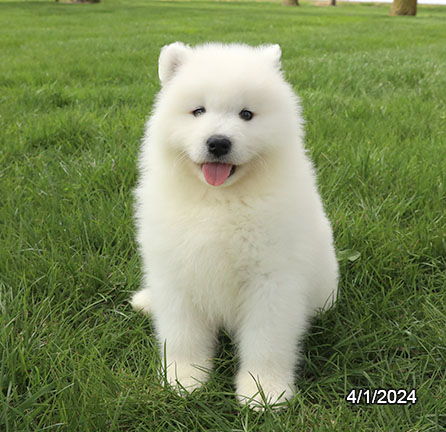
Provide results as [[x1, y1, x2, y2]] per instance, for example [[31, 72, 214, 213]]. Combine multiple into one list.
[[131, 42, 338, 409]]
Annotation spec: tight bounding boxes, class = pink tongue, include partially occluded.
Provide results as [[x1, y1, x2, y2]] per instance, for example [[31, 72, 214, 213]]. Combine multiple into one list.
[[202, 163, 233, 186]]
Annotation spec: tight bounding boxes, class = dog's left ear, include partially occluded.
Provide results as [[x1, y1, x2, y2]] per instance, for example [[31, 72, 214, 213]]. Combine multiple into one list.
[[158, 42, 191, 85], [262, 44, 282, 69]]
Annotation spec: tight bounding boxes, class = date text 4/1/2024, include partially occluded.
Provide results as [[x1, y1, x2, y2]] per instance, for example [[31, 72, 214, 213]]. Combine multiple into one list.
[[346, 389, 417, 405]]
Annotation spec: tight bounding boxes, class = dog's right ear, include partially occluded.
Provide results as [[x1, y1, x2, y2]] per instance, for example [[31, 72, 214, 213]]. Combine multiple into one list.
[[158, 42, 191, 85]]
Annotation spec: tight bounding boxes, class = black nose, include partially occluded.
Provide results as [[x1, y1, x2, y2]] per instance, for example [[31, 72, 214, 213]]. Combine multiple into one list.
[[206, 135, 232, 158]]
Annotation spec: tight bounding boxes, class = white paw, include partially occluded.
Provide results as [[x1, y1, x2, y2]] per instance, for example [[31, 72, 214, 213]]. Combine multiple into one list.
[[163, 361, 209, 394], [130, 289, 151, 315], [236, 372, 294, 410]]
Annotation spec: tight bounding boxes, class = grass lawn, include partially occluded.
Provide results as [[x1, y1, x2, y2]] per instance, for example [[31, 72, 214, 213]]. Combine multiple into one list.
[[1, 0, 445, 430]]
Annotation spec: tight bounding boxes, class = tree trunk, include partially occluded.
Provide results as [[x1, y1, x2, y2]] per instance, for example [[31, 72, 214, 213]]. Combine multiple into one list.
[[283, 0, 299, 5], [390, 0, 417, 16], [331, 0, 336, 5]]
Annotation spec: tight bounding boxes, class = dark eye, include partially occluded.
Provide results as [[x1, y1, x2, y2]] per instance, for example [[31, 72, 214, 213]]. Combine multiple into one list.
[[239, 109, 253, 121], [192, 107, 206, 117]]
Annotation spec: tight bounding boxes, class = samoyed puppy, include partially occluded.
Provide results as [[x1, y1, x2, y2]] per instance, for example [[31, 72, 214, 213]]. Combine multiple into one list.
[[131, 42, 338, 409]]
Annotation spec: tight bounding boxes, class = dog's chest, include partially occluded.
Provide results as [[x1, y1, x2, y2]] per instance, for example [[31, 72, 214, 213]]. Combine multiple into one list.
[[151, 199, 275, 317], [168, 202, 264, 274]]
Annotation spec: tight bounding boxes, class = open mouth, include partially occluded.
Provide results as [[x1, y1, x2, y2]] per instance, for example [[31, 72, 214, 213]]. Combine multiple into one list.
[[201, 163, 236, 186]]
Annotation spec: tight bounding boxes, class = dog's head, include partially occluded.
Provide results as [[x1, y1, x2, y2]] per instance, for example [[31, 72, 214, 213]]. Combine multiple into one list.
[[152, 42, 302, 187]]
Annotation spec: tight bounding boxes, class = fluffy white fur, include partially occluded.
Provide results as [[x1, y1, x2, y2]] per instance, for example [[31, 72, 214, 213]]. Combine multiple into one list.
[[131, 42, 338, 409]]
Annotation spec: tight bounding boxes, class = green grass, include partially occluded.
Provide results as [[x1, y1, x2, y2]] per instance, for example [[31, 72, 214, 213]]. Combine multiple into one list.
[[1, 0, 445, 430]]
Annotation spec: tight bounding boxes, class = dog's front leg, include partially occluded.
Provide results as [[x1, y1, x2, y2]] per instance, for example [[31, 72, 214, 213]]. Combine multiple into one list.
[[152, 288, 216, 394], [235, 275, 310, 409]]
